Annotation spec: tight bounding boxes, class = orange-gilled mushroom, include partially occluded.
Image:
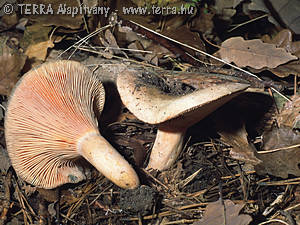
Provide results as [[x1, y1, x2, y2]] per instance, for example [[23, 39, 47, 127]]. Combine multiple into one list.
[[117, 70, 250, 171], [5, 60, 139, 189]]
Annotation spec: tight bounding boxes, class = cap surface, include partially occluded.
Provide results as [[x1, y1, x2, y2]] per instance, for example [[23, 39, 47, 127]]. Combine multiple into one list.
[[117, 70, 250, 125], [5, 60, 105, 188]]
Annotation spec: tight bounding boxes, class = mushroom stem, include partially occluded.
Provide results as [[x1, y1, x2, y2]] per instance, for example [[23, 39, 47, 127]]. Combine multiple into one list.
[[78, 132, 140, 189], [147, 125, 186, 171]]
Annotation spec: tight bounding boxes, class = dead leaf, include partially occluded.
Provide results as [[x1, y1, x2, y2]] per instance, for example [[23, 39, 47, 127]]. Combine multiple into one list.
[[162, 25, 206, 60], [25, 39, 54, 61], [193, 198, 252, 225], [253, 94, 300, 178], [212, 92, 273, 165], [21, 24, 53, 50], [261, 29, 300, 77], [256, 126, 300, 178], [277, 95, 300, 128], [218, 36, 298, 69], [98, 29, 122, 59], [0, 44, 27, 95], [220, 124, 261, 164], [104, 29, 122, 55], [0, 13, 18, 31]]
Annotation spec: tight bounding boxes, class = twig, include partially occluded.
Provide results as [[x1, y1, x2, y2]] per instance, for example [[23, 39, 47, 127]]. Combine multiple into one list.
[[228, 14, 269, 32], [257, 143, 300, 154], [258, 219, 290, 225], [257, 177, 300, 186]]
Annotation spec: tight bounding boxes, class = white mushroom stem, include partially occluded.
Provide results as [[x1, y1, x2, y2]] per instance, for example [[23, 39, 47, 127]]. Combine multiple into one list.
[[147, 125, 186, 171], [146, 91, 248, 171], [78, 132, 140, 189]]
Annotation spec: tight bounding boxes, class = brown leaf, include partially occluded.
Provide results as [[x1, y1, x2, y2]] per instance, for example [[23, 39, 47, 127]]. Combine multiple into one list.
[[25, 39, 54, 61], [220, 124, 261, 165], [21, 24, 53, 50], [162, 25, 206, 59], [262, 29, 300, 77], [218, 36, 298, 69], [254, 94, 300, 178], [256, 126, 300, 178], [104, 29, 122, 55], [0, 44, 26, 95], [212, 92, 272, 165], [193, 198, 252, 225], [277, 95, 300, 128]]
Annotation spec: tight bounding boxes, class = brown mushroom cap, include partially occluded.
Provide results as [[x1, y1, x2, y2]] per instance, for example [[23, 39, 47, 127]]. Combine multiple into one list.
[[117, 70, 250, 126], [5, 60, 139, 189]]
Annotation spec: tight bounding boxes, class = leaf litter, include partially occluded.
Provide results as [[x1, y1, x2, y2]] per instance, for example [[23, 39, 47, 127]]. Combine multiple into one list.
[[1, 0, 300, 224]]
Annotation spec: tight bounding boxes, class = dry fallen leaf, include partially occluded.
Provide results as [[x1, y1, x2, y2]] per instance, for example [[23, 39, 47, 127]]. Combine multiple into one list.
[[212, 92, 273, 165], [193, 198, 252, 225], [256, 126, 300, 178], [218, 36, 298, 69], [0, 44, 26, 95], [98, 29, 122, 59], [219, 124, 261, 165], [25, 39, 54, 61], [261, 29, 300, 77], [255, 95, 300, 178], [277, 95, 300, 128]]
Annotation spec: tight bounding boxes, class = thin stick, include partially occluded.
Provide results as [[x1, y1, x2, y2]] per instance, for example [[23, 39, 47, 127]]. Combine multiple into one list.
[[294, 75, 297, 95], [0, 103, 5, 111], [73, 45, 153, 53], [258, 143, 300, 154], [228, 14, 269, 32]]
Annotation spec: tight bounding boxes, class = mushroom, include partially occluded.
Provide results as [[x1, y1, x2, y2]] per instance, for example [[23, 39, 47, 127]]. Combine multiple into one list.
[[117, 70, 250, 171], [5, 60, 139, 189]]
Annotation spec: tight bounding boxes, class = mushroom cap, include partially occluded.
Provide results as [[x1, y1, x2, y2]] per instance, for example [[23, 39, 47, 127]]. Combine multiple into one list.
[[117, 70, 250, 126], [5, 60, 105, 188]]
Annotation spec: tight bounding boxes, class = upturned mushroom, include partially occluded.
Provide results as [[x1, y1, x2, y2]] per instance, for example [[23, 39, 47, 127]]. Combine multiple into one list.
[[117, 70, 250, 171], [5, 60, 139, 189]]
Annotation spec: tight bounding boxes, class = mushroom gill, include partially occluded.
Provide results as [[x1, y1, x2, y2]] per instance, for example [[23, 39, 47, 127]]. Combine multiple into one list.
[[5, 60, 139, 189]]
